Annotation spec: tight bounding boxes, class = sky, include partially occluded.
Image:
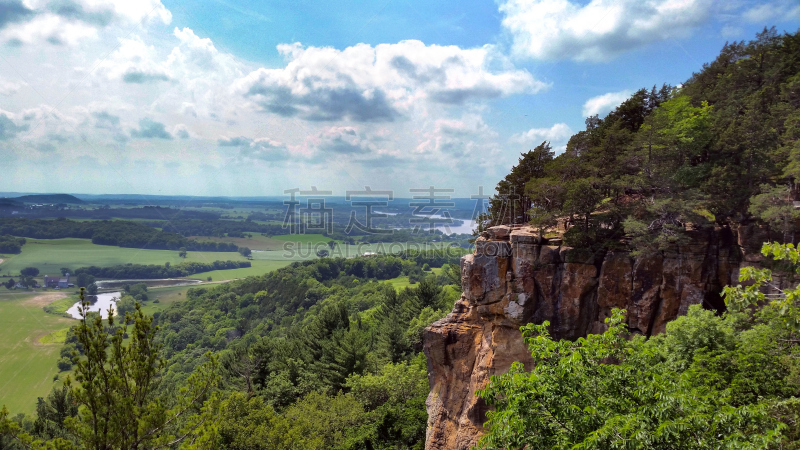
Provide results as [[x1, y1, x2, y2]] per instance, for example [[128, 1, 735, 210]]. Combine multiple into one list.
[[0, 0, 799, 197]]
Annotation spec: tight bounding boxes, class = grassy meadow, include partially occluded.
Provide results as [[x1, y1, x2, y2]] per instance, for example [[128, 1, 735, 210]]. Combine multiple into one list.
[[0, 291, 74, 415], [0, 238, 280, 282]]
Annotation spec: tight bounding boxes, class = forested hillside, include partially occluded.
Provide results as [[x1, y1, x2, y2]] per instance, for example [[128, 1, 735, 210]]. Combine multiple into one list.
[[488, 28, 800, 255], [1, 252, 463, 449], [0, 218, 239, 252]]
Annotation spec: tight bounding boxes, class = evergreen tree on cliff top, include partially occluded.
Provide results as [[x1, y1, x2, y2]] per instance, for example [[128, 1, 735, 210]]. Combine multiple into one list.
[[489, 28, 800, 255]]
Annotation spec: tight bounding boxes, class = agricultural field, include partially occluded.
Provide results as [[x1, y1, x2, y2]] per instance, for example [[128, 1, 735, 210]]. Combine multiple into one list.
[[138, 285, 194, 316], [0, 238, 251, 280], [0, 291, 74, 414]]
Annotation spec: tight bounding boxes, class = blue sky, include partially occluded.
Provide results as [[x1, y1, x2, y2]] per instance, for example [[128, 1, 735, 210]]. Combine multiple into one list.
[[0, 0, 798, 197]]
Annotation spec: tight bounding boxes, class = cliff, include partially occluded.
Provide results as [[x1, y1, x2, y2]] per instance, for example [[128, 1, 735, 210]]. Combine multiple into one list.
[[422, 224, 792, 450]]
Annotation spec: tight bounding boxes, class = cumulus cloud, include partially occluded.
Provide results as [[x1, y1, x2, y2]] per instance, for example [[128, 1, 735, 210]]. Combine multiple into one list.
[[173, 124, 189, 139], [510, 123, 573, 146], [582, 90, 632, 117], [416, 115, 499, 158], [0, 0, 171, 46], [218, 135, 293, 162], [234, 40, 545, 122], [315, 127, 372, 155], [93, 111, 120, 129], [0, 0, 34, 30], [218, 136, 252, 147], [122, 70, 170, 83], [47, 0, 114, 27], [0, 77, 26, 95], [0, 112, 29, 140], [499, 0, 715, 61], [130, 118, 172, 139], [99, 37, 172, 83]]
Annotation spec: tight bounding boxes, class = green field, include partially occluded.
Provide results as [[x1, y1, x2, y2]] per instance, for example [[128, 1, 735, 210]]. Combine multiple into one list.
[[138, 285, 194, 316], [0, 239, 248, 275], [0, 238, 275, 281], [0, 291, 74, 415], [385, 267, 445, 291]]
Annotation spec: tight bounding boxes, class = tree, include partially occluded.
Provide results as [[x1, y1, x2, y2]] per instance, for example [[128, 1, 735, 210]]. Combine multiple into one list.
[[1, 290, 221, 449], [33, 385, 78, 441], [749, 184, 798, 244], [60, 267, 71, 276], [64, 289, 220, 449], [20, 267, 39, 277], [178, 247, 187, 259], [75, 273, 95, 289], [21, 276, 36, 288], [115, 295, 136, 317], [238, 247, 252, 258], [327, 240, 337, 250], [4, 278, 14, 290], [488, 142, 555, 225], [316, 249, 329, 258], [86, 283, 98, 296]]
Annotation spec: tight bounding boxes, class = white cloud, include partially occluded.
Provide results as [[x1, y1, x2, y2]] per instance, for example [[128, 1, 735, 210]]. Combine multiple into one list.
[[173, 123, 189, 139], [582, 90, 632, 117], [0, 78, 26, 95], [234, 40, 547, 122], [742, 0, 800, 23], [498, 0, 715, 61], [0, 0, 171, 46], [416, 115, 500, 159], [510, 123, 573, 145], [0, 5, 549, 194]]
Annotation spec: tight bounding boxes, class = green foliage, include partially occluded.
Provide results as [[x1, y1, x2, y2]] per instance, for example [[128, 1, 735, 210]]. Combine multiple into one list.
[[749, 184, 798, 242], [68, 297, 218, 448], [20, 267, 39, 277], [0, 235, 26, 254], [73, 260, 251, 279], [485, 30, 800, 254], [0, 217, 239, 252]]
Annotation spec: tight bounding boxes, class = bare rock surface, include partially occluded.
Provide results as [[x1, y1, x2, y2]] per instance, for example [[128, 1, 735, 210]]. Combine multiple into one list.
[[423, 225, 771, 450]]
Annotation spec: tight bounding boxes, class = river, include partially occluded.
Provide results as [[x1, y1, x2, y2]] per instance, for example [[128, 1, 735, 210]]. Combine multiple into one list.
[[66, 291, 122, 319], [378, 212, 476, 235]]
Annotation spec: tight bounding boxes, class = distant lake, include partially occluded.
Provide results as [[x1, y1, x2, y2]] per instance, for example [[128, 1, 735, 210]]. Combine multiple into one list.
[[378, 212, 475, 236], [66, 291, 121, 319]]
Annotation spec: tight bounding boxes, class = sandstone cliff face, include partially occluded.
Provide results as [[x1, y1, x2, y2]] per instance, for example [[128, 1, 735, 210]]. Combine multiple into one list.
[[423, 224, 784, 450]]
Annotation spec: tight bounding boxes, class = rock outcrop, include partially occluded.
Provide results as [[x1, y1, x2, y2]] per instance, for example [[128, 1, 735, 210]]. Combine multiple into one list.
[[423, 224, 789, 450]]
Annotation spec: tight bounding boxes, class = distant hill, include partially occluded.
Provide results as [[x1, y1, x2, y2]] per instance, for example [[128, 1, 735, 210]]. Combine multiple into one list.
[[12, 194, 84, 204], [0, 198, 22, 208]]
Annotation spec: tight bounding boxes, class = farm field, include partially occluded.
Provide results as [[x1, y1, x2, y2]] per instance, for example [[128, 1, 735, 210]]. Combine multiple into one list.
[[385, 267, 445, 291], [0, 291, 74, 415], [139, 285, 195, 316]]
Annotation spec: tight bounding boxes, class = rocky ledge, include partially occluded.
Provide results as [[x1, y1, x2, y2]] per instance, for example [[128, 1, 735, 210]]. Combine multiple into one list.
[[423, 224, 791, 450]]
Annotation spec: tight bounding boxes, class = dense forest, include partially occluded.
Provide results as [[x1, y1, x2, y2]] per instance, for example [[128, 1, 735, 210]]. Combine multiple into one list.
[[1, 253, 463, 449], [487, 28, 800, 256], [0, 218, 239, 252], [71, 260, 252, 280], [0, 235, 26, 254]]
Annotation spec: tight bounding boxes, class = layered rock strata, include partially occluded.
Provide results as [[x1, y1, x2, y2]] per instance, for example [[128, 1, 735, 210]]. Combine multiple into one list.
[[423, 224, 790, 450]]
